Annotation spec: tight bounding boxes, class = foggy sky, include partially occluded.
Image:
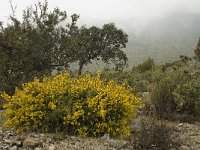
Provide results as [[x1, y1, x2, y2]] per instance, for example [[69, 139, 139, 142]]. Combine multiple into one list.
[[1, 0, 200, 28], [0, 0, 200, 67]]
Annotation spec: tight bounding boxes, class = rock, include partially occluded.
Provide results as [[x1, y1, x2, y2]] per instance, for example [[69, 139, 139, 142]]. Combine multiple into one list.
[[13, 140, 22, 146], [8, 132, 14, 136], [178, 123, 183, 127], [4, 139, 13, 144], [178, 145, 190, 150], [16, 135, 25, 141], [49, 145, 56, 150], [0, 133, 4, 140], [100, 133, 110, 142], [131, 116, 142, 129], [142, 92, 150, 101], [2, 145, 10, 149], [10, 145, 18, 150], [23, 138, 40, 148]]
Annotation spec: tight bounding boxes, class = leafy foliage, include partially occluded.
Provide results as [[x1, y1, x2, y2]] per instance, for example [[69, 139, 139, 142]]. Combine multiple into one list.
[[2, 73, 142, 138], [131, 117, 174, 150], [173, 67, 200, 115], [0, 1, 129, 95], [151, 63, 200, 118], [194, 38, 200, 61], [101, 71, 149, 93], [136, 57, 155, 72], [0, 1, 79, 94], [72, 23, 128, 75]]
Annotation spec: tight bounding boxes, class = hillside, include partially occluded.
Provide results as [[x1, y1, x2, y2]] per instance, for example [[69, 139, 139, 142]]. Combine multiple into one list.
[[126, 13, 200, 66], [79, 12, 200, 72]]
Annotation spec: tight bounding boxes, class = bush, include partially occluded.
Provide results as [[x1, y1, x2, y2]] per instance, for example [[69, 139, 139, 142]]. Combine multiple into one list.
[[151, 64, 200, 119], [173, 72, 200, 115], [0, 97, 4, 110], [1, 73, 142, 138], [136, 57, 156, 72], [131, 117, 174, 150], [100, 70, 156, 93], [151, 73, 177, 119], [194, 38, 200, 61]]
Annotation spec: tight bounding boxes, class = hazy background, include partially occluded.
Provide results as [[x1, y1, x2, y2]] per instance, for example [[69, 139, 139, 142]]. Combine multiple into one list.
[[1, 0, 200, 70]]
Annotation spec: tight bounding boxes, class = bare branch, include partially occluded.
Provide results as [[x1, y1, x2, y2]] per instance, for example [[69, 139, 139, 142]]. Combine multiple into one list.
[[9, 0, 17, 18]]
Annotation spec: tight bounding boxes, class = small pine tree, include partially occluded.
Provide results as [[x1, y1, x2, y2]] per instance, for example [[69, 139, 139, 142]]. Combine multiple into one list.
[[136, 57, 156, 72], [194, 38, 200, 61]]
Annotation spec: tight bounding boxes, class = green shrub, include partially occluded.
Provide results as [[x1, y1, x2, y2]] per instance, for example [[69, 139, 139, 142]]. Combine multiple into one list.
[[131, 117, 174, 150], [0, 97, 4, 110], [1, 73, 142, 138], [136, 57, 156, 72], [173, 73, 200, 115], [151, 74, 177, 119], [151, 64, 200, 118], [101, 70, 154, 93]]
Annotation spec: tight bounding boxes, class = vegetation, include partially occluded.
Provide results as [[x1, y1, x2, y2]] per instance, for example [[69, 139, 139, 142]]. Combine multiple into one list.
[[0, 1, 72, 95], [0, 1, 128, 95], [101, 59, 200, 119], [136, 57, 155, 72], [1, 73, 142, 138], [195, 38, 200, 61], [131, 117, 174, 150], [0, 1, 200, 150], [74, 23, 128, 75]]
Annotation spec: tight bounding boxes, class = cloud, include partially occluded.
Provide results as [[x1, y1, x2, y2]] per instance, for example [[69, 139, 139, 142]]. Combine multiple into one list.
[[0, 0, 200, 27]]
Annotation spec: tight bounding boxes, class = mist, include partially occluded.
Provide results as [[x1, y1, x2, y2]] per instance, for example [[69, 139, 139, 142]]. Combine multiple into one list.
[[1, 0, 200, 68]]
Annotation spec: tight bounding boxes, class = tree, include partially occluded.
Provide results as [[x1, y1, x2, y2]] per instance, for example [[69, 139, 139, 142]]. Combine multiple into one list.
[[72, 23, 128, 75], [194, 38, 200, 61], [0, 0, 129, 95], [136, 57, 156, 72], [0, 1, 78, 94]]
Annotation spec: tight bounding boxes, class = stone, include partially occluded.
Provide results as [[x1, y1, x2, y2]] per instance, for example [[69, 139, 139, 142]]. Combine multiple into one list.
[[14, 140, 23, 146], [40, 134, 45, 137], [178, 145, 190, 150], [10, 145, 18, 150], [8, 132, 14, 136], [49, 145, 56, 150], [0, 133, 4, 140], [178, 123, 183, 127], [100, 133, 110, 143], [23, 138, 40, 148], [142, 92, 150, 101], [4, 139, 13, 144]]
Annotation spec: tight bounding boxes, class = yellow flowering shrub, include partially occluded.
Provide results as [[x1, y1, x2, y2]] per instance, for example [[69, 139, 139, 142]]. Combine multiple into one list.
[[2, 73, 142, 138]]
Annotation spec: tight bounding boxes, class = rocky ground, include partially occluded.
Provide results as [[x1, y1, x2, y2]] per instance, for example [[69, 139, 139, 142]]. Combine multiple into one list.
[[172, 122, 200, 150], [1, 109, 200, 150], [0, 128, 132, 150]]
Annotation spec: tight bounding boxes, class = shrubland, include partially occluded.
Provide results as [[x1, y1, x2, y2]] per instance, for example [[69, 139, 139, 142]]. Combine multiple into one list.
[[0, 53, 199, 149], [1, 73, 142, 138], [0, 1, 200, 149]]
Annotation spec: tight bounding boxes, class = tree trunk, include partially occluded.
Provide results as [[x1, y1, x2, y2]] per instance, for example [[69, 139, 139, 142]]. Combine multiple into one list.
[[78, 61, 84, 75]]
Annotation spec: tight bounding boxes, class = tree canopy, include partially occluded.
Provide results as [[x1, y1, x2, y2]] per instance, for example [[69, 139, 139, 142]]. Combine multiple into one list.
[[194, 38, 200, 61], [0, 1, 78, 94], [0, 0, 128, 94], [72, 23, 128, 75]]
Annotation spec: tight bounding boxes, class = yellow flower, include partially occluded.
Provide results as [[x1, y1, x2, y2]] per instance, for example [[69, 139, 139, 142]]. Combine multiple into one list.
[[48, 102, 56, 110], [1, 72, 143, 137], [99, 109, 107, 118]]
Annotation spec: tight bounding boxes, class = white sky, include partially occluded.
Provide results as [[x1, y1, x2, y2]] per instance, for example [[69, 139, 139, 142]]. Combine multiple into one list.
[[0, 0, 199, 66], [1, 0, 200, 23], [0, 0, 200, 35]]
